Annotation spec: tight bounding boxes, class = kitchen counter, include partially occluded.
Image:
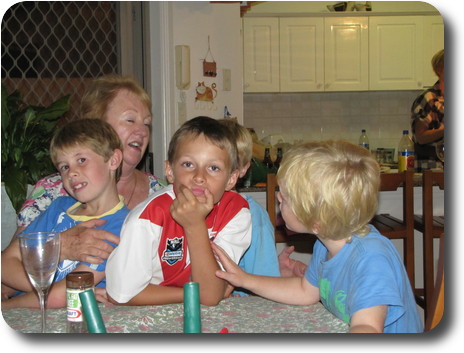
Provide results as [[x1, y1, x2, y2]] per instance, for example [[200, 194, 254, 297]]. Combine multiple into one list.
[[236, 171, 442, 192]]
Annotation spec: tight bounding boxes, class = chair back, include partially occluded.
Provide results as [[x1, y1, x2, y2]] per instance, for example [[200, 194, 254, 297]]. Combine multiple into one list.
[[422, 170, 444, 233], [422, 170, 444, 323], [266, 173, 286, 243], [266, 173, 278, 228], [371, 170, 415, 287], [424, 232, 444, 331]]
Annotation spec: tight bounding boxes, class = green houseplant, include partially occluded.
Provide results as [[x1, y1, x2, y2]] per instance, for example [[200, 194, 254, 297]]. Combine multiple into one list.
[[1, 84, 70, 212]]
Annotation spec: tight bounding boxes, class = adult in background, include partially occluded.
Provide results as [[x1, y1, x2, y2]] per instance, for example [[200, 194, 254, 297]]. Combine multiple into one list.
[[410, 49, 444, 171], [14, 74, 165, 264]]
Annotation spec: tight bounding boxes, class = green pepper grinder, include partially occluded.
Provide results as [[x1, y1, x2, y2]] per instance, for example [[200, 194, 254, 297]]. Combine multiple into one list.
[[183, 282, 201, 333], [79, 289, 107, 333]]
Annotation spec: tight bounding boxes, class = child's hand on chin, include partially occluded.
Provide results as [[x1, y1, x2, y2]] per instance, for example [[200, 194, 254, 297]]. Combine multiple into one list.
[[171, 185, 214, 226]]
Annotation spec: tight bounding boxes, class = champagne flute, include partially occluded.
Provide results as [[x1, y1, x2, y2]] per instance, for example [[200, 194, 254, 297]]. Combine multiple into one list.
[[18, 232, 60, 333]]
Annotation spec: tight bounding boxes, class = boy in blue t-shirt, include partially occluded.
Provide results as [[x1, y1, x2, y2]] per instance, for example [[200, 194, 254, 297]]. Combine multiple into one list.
[[2, 119, 129, 309], [218, 118, 280, 297], [214, 140, 423, 333]]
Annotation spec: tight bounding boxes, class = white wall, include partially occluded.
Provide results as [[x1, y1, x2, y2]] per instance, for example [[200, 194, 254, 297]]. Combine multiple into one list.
[[172, 2, 243, 126], [146, 1, 243, 178]]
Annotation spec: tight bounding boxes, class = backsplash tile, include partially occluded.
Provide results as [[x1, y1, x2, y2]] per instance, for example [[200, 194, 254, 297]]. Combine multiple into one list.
[[244, 90, 422, 152]]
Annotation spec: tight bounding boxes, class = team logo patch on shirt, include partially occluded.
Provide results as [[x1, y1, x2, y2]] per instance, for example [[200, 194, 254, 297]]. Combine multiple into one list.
[[162, 237, 184, 265]]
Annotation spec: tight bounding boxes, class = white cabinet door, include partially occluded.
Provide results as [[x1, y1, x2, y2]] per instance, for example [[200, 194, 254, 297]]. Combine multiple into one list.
[[324, 17, 368, 91], [243, 17, 279, 92], [423, 15, 444, 87], [279, 17, 324, 92], [369, 16, 424, 90]]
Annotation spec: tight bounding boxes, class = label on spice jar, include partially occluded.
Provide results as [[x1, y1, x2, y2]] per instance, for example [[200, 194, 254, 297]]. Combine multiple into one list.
[[67, 288, 84, 322]]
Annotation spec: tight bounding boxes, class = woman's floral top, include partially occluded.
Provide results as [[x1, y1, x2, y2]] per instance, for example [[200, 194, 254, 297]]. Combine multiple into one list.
[[17, 172, 166, 228]]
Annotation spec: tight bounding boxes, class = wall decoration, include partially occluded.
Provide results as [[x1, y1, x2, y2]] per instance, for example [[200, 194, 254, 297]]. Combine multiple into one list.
[[195, 81, 217, 103], [223, 106, 237, 121], [203, 36, 217, 77]]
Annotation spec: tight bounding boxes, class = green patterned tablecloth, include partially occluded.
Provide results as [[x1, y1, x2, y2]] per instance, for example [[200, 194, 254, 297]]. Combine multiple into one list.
[[2, 296, 348, 333]]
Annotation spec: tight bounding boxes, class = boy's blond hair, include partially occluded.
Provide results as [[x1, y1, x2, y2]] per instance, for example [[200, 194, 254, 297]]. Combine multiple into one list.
[[50, 119, 123, 181], [277, 140, 380, 241], [80, 74, 152, 121], [168, 116, 239, 172], [218, 119, 253, 170]]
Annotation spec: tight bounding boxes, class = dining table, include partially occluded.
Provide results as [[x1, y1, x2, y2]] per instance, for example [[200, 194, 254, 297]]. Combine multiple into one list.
[[2, 296, 348, 333]]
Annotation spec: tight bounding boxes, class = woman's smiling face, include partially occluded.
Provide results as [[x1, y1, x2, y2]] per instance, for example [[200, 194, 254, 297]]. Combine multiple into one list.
[[104, 89, 151, 170]]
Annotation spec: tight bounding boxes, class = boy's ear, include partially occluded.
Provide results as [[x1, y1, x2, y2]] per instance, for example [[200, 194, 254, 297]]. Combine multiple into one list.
[[239, 161, 251, 178], [225, 169, 240, 191], [109, 149, 123, 171], [311, 222, 320, 235], [164, 160, 174, 184]]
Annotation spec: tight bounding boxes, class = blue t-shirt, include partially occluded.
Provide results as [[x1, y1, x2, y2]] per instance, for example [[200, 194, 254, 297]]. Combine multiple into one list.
[[18, 196, 129, 288], [234, 195, 280, 296], [306, 225, 423, 333]]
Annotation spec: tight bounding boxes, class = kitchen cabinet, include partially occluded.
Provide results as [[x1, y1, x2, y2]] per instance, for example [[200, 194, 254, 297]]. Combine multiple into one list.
[[279, 17, 324, 92], [369, 15, 443, 90], [369, 15, 444, 90], [244, 14, 443, 93], [243, 17, 279, 92], [423, 15, 444, 87], [243, 17, 324, 92], [369, 16, 424, 90], [244, 17, 363, 93], [324, 17, 368, 91]]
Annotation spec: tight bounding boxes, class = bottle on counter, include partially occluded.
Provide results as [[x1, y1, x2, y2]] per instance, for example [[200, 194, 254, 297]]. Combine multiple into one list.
[[273, 147, 283, 170], [262, 147, 274, 170], [358, 129, 370, 151], [66, 271, 94, 333], [398, 130, 415, 172]]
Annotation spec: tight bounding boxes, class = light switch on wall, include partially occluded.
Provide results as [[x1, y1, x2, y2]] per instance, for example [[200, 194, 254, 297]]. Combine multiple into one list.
[[223, 69, 231, 91]]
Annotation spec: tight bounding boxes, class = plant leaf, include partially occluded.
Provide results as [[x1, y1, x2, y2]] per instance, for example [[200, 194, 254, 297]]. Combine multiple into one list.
[[3, 166, 28, 213], [1, 87, 70, 211]]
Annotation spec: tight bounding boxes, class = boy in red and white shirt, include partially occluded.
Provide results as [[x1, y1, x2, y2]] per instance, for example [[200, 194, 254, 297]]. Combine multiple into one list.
[[105, 116, 251, 306]]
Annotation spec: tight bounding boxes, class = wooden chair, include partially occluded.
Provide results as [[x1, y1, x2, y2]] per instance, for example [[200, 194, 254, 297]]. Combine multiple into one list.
[[266, 173, 316, 247], [414, 170, 445, 238], [266, 173, 287, 243], [414, 170, 444, 320], [424, 232, 444, 331], [370, 170, 415, 289]]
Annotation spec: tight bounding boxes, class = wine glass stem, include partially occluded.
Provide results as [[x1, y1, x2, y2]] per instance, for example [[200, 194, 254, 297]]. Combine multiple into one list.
[[38, 290, 47, 333]]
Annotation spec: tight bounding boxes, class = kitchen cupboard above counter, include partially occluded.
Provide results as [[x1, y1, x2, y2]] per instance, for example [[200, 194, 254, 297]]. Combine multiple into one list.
[[243, 15, 443, 93]]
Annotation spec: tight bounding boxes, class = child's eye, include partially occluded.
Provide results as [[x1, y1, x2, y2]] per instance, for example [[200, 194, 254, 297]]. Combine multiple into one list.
[[181, 161, 193, 168], [77, 157, 86, 164], [58, 165, 69, 172], [209, 165, 221, 172]]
